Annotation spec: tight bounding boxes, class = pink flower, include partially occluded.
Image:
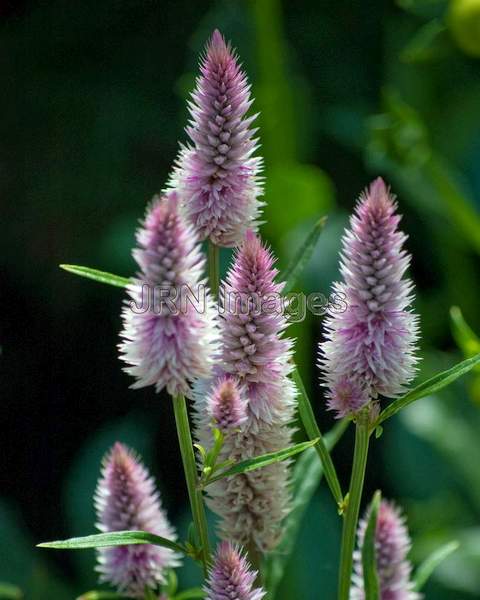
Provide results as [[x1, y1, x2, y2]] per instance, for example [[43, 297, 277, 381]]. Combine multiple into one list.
[[351, 499, 421, 599], [194, 231, 295, 552], [207, 375, 248, 432], [205, 541, 266, 600], [119, 191, 219, 397], [319, 178, 419, 418], [94, 443, 180, 597], [169, 30, 263, 247]]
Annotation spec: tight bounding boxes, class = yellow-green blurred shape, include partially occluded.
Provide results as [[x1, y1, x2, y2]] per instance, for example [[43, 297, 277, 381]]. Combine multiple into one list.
[[448, 0, 480, 57], [450, 306, 480, 404]]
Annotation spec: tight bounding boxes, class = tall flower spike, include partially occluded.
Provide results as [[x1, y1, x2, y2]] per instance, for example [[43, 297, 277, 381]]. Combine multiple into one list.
[[194, 231, 296, 552], [351, 499, 421, 599], [168, 29, 263, 247], [119, 191, 219, 397], [319, 178, 419, 418], [94, 443, 180, 598], [205, 541, 266, 600]]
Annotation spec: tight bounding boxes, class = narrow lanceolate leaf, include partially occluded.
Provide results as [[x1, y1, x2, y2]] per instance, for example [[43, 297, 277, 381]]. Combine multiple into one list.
[[0, 583, 22, 599], [413, 540, 459, 592], [174, 588, 206, 600], [362, 491, 381, 600], [281, 216, 327, 294], [264, 419, 348, 596], [77, 592, 127, 600], [60, 265, 130, 288], [37, 530, 186, 555], [377, 353, 480, 425], [204, 439, 319, 486]]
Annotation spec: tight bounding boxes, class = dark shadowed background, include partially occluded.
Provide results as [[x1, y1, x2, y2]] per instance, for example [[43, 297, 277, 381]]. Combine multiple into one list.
[[1, 0, 480, 598]]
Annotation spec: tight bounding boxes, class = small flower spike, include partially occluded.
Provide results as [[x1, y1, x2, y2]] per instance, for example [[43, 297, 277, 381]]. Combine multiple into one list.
[[205, 541, 266, 600], [319, 178, 419, 418], [119, 191, 219, 397], [94, 443, 180, 598], [351, 499, 421, 599], [207, 375, 248, 432], [169, 29, 263, 246]]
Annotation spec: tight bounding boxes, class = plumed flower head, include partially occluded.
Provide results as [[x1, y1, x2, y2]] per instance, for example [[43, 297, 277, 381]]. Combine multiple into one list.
[[205, 541, 266, 600], [169, 30, 263, 247], [351, 499, 421, 600], [119, 191, 219, 397], [207, 375, 248, 432], [319, 178, 419, 418], [220, 230, 295, 422], [94, 443, 180, 597]]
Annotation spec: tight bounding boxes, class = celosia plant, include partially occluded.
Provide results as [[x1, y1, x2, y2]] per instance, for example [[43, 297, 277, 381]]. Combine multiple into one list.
[[205, 541, 266, 600], [94, 443, 179, 597], [39, 26, 479, 600], [168, 30, 263, 247], [351, 498, 421, 600]]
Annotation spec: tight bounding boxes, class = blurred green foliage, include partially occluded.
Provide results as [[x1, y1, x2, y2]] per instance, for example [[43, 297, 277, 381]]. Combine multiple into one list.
[[1, 0, 480, 598]]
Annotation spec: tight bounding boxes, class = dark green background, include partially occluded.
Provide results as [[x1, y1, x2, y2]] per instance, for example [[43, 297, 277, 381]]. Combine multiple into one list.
[[1, 0, 480, 597]]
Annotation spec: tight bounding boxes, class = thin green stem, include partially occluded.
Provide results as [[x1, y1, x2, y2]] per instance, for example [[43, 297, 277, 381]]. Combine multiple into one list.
[[173, 394, 210, 574], [338, 414, 370, 600], [292, 367, 344, 507], [208, 241, 220, 298]]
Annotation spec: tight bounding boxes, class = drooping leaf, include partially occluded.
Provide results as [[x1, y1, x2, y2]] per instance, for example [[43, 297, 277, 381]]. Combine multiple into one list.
[[362, 491, 381, 599], [413, 540, 459, 592], [204, 439, 319, 486], [263, 419, 348, 595], [60, 265, 129, 288], [281, 216, 327, 294], [377, 353, 480, 425], [37, 531, 185, 555]]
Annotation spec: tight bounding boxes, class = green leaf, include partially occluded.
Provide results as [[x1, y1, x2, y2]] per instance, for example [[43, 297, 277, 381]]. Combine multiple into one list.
[[144, 589, 157, 600], [377, 353, 480, 425], [281, 216, 327, 294], [37, 531, 185, 555], [263, 418, 348, 596], [174, 589, 206, 600], [401, 19, 450, 63], [450, 306, 480, 361], [77, 592, 127, 600], [292, 367, 345, 506], [60, 265, 130, 288], [413, 540, 460, 591], [362, 491, 381, 599], [0, 583, 23, 599], [204, 439, 319, 486]]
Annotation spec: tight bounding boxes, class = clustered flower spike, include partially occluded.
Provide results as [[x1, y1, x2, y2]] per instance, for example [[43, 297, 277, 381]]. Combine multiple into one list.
[[319, 178, 419, 418], [94, 442, 180, 598], [194, 231, 296, 552], [205, 541, 266, 600], [119, 191, 218, 397], [168, 29, 263, 247], [207, 375, 248, 432], [351, 499, 421, 600]]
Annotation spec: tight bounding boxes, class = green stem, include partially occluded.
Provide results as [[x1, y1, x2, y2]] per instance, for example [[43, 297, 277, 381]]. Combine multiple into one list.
[[173, 394, 210, 574], [208, 241, 220, 298], [338, 414, 370, 600], [292, 367, 344, 507]]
